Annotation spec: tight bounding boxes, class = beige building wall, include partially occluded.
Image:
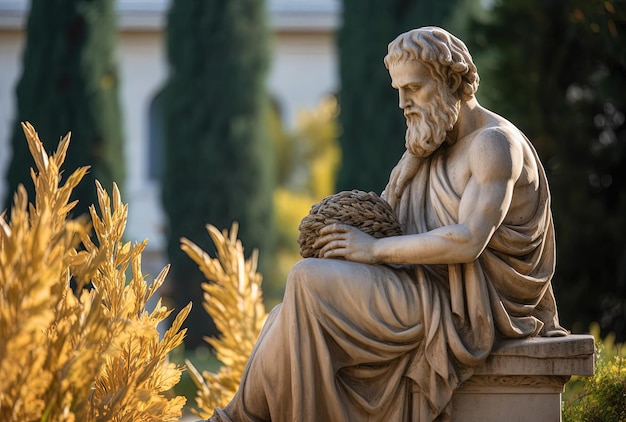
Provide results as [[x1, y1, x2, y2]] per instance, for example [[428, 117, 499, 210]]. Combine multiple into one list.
[[0, 0, 339, 260]]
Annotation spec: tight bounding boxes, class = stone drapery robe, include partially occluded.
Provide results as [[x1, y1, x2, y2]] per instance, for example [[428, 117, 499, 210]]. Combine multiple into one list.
[[213, 138, 561, 422], [389, 138, 562, 420]]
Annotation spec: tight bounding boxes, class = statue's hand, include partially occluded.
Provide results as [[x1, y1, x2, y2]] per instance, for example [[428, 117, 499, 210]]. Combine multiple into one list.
[[313, 224, 378, 264]]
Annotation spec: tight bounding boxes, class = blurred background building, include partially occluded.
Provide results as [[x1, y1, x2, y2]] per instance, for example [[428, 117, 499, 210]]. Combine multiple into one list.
[[0, 0, 339, 272]]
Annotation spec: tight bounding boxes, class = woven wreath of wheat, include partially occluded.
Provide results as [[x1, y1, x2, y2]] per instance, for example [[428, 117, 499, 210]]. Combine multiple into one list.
[[298, 190, 404, 258]]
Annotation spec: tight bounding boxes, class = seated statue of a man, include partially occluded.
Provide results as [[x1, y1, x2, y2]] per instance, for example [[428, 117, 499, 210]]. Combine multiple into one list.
[[208, 26, 567, 422]]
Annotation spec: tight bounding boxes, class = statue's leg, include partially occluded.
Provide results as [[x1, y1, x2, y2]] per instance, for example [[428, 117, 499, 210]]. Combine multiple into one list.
[[215, 258, 423, 422]]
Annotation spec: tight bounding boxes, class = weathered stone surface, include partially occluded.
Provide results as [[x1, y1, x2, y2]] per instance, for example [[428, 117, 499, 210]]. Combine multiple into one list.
[[476, 334, 595, 376], [447, 334, 595, 422]]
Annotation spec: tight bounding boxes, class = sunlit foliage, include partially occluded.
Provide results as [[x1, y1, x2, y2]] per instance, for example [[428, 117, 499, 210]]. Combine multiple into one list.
[[269, 96, 341, 300], [0, 123, 189, 422], [563, 323, 626, 421], [182, 223, 268, 418]]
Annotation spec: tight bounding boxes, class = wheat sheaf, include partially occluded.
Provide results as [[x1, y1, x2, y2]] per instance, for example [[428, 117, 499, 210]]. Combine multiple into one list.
[[297, 189, 403, 258], [0, 122, 190, 422]]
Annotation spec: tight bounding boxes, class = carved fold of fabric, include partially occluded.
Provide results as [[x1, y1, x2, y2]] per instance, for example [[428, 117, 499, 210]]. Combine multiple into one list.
[[388, 133, 558, 419], [482, 136, 560, 338], [221, 259, 425, 422]]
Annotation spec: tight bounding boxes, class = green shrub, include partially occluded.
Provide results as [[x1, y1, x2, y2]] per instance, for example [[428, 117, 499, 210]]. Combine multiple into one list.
[[563, 323, 626, 421]]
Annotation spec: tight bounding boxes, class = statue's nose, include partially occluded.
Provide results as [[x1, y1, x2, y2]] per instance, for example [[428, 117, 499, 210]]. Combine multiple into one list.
[[398, 89, 411, 110]]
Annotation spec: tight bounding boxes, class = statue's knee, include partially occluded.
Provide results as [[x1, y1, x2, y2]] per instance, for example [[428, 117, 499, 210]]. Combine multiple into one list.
[[287, 258, 329, 294], [290, 257, 319, 274]]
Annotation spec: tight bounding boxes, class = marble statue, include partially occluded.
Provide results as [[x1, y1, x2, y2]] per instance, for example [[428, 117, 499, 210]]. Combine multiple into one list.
[[207, 26, 567, 422]]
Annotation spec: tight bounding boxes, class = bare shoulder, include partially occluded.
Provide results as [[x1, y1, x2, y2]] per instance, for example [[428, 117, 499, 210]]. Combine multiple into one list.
[[470, 124, 523, 156], [466, 124, 525, 181]]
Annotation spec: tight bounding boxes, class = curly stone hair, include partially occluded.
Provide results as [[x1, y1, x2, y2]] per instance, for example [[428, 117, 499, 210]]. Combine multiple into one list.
[[384, 26, 479, 101]]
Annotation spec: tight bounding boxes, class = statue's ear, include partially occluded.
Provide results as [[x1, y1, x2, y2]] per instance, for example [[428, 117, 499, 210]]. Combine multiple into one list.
[[448, 73, 462, 95]]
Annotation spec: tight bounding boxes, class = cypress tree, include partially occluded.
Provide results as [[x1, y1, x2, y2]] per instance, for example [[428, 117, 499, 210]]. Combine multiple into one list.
[[337, 0, 461, 193], [162, 1, 275, 348], [5, 0, 125, 217]]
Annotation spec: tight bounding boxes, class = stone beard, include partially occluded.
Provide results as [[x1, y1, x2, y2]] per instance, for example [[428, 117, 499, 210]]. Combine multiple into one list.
[[405, 76, 460, 157]]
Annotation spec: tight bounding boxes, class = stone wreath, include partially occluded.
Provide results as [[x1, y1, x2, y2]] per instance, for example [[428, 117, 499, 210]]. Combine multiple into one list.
[[297, 190, 404, 259]]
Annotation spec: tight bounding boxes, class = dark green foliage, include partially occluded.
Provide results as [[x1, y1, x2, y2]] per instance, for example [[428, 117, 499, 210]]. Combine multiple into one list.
[[337, 0, 460, 193], [468, 0, 626, 339], [5, 0, 125, 218], [162, 1, 275, 347]]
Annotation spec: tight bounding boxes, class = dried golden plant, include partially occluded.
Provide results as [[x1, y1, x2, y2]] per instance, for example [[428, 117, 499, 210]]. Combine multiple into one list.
[[0, 122, 190, 422], [181, 223, 268, 419]]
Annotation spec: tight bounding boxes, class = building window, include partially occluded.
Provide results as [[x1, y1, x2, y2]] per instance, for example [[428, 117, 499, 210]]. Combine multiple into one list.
[[147, 88, 165, 181]]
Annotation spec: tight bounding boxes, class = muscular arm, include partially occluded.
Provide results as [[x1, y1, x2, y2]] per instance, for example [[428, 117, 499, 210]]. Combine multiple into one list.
[[316, 128, 524, 265]]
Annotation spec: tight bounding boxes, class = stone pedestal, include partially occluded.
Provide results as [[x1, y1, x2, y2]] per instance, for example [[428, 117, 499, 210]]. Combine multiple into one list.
[[449, 334, 595, 422]]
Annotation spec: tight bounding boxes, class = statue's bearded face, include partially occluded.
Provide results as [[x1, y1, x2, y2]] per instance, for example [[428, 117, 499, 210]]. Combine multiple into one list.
[[404, 84, 460, 157], [389, 60, 460, 157]]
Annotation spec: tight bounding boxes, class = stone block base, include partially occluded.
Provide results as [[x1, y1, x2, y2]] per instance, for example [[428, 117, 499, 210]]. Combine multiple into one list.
[[409, 335, 595, 421], [449, 334, 595, 422], [451, 374, 570, 421]]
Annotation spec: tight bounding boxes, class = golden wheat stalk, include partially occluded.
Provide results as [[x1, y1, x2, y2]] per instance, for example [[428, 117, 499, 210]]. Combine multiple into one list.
[[0, 122, 189, 422], [181, 223, 268, 419]]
